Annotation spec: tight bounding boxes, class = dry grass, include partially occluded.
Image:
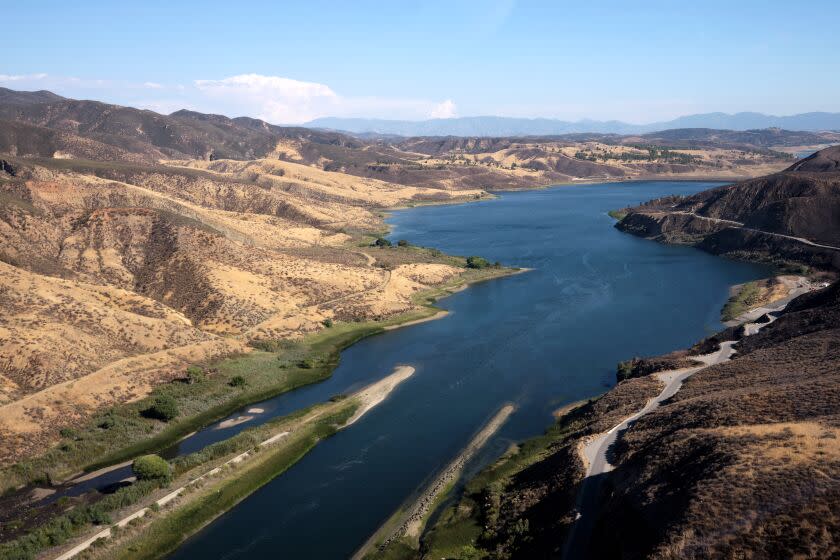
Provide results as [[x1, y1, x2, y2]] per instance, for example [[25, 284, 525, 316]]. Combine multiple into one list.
[[0, 156, 494, 464]]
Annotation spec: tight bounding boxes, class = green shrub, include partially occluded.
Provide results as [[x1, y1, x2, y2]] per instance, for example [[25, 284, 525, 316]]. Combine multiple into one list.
[[248, 338, 292, 352], [97, 413, 118, 429], [322, 318, 334, 328], [59, 428, 79, 439], [298, 358, 315, 369], [186, 366, 205, 384], [132, 455, 171, 482], [144, 395, 179, 422], [466, 256, 491, 269], [373, 237, 392, 247], [616, 359, 635, 381], [397, 239, 410, 247], [87, 505, 112, 525], [229, 375, 247, 388]]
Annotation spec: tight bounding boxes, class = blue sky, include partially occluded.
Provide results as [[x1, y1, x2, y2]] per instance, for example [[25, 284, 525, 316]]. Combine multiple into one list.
[[3, 0, 838, 123]]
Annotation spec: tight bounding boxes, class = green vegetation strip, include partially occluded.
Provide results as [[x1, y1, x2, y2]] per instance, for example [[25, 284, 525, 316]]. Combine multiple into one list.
[[721, 280, 763, 321], [607, 209, 628, 221], [108, 405, 357, 560], [0, 403, 320, 560], [2, 324, 382, 490]]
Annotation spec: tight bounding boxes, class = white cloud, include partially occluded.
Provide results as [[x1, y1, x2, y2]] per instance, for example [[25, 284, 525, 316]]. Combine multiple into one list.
[[194, 74, 339, 123], [192, 73, 456, 124], [0, 73, 48, 82], [430, 99, 457, 119], [142, 81, 164, 89]]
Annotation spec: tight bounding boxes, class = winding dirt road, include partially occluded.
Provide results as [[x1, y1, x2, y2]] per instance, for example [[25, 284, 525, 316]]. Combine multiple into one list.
[[669, 211, 840, 251], [563, 297, 795, 559]]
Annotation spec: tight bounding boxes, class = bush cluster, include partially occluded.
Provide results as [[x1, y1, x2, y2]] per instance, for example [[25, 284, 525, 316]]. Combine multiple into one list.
[[466, 256, 491, 269], [185, 365, 205, 384], [132, 454, 172, 482], [143, 394, 180, 422]]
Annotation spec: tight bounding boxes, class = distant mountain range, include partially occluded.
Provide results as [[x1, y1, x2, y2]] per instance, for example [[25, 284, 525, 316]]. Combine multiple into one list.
[[305, 112, 840, 137]]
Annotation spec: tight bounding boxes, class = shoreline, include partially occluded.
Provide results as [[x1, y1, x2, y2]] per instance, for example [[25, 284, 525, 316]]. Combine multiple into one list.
[[384, 175, 739, 216], [47, 366, 417, 560], [564, 289, 798, 558], [3, 264, 519, 496], [353, 403, 516, 560]]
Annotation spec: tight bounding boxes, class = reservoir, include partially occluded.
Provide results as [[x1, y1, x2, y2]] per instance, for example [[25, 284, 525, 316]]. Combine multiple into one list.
[[167, 181, 770, 559]]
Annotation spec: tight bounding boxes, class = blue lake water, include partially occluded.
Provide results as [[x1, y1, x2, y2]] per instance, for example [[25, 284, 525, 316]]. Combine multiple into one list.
[[167, 181, 770, 559]]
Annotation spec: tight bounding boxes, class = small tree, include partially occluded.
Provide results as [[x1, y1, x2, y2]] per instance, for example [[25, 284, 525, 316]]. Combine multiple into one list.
[[145, 394, 179, 421], [186, 365, 205, 384], [466, 256, 491, 269], [322, 318, 334, 328], [229, 375, 247, 387], [397, 239, 409, 247], [132, 454, 171, 482], [373, 237, 392, 247]]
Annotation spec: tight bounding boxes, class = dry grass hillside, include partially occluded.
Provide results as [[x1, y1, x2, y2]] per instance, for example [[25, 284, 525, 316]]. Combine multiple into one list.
[[0, 146, 485, 461]]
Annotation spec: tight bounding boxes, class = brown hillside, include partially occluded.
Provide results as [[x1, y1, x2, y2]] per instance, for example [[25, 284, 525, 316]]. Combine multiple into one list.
[[616, 144, 840, 263], [0, 143, 482, 459]]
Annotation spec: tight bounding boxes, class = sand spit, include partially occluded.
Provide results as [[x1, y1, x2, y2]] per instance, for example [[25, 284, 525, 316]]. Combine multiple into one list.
[[345, 366, 416, 426], [403, 404, 515, 538], [383, 310, 449, 331], [215, 415, 255, 429]]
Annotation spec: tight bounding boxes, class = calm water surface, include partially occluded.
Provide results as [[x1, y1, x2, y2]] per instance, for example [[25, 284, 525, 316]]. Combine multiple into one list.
[[168, 181, 770, 559]]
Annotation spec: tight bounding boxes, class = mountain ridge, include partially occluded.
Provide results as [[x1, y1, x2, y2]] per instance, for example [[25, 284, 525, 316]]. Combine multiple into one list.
[[305, 111, 840, 137]]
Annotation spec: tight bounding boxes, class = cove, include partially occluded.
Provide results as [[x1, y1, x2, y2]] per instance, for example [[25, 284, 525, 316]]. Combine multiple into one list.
[[167, 181, 771, 559]]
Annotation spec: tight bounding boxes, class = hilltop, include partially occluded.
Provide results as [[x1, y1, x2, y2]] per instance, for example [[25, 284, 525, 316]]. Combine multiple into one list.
[[0, 87, 822, 191]]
